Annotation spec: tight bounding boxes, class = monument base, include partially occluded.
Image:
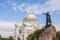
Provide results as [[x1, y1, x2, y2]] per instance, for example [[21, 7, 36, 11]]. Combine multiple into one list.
[[38, 25, 56, 40]]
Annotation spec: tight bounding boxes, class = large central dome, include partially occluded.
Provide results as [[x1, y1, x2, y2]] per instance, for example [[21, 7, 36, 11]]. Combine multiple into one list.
[[24, 13, 37, 21], [23, 11, 38, 25]]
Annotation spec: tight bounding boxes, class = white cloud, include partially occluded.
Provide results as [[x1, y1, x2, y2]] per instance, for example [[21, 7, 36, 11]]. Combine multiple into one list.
[[0, 31, 13, 38], [55, 21, 60, 31], [10, 3, 17, 11], [0, 21, 15, 27], [45, 0, 60, 12], [12, 5, 17, 11], [13, 0, 60, 14], [0, 0, 60, 14], [0, 21, 21, 37], [0, 21, 15, 34], [17, 3, 26, 12], [7, 0, 18, 11]]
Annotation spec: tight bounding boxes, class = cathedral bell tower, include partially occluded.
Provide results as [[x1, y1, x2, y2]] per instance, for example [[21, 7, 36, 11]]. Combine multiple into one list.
[[14, 22, 20, 40]]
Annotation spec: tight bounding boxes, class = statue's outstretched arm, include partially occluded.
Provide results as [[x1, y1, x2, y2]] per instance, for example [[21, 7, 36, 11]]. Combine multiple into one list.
[[43, 13, 47, 15]]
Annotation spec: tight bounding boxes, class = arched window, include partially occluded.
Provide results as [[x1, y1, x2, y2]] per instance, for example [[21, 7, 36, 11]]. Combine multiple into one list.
[[19, 30, 21, 34], [17, 37, 20, 40], [52, 37, 55, 40], [22, 38, 24, 40]]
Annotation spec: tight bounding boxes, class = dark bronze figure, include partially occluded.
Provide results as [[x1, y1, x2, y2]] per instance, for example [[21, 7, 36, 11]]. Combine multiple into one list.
[[43, 12, 52, 28]]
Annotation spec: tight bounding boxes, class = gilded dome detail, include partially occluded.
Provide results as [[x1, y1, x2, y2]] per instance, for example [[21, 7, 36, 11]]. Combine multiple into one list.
[[24, 13, 37, 21]]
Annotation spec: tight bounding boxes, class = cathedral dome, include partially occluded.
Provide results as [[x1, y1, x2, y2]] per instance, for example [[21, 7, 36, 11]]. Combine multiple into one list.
[[24, 13, 37, 21], [23, 12, 38, 25]]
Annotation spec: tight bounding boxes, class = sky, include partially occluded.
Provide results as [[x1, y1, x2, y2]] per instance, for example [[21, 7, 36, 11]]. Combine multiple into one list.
[[0, 0, 60, 38]]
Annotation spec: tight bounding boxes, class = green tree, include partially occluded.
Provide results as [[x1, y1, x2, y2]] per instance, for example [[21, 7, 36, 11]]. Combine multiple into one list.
[[2, 38, 8, 40], [0, 35, 2, 40], [56, 31, 60, 40], [8, 36, 13, 40], [27, 29, 41, 40]]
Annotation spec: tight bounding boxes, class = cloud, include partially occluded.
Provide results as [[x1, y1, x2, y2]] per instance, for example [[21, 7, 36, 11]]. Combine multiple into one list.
[[0, 21, 15, 27], [44, 0, 60, 12], [0, 21, 21, 37], [6, 0, 18, 11], [0, 0, 60, 14], [0, 3, 6, 8], [11, 0, 60, 14], [55, 21, 60, 31], [0, 31, 13, 38], [0, 21, 14, 35], [17, 3, 26, 12], [9, 3, 17, 11], [12, 5, 17, 11]]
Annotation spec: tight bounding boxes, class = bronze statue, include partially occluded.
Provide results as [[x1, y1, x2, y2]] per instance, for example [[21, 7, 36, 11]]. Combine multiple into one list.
[[43, 12, 52, 28]]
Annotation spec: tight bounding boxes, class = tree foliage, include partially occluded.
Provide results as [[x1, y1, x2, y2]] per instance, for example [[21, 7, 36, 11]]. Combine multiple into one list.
[[0, 35, 2, 40], [56, 31, 60, 40], [8, 36, 13, 40], [0, 35, 13, 40], [26, 29, 41, 40]]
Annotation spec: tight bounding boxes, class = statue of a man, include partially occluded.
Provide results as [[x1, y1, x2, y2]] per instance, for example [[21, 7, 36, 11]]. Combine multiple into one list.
[[43, 12, 52, 28]]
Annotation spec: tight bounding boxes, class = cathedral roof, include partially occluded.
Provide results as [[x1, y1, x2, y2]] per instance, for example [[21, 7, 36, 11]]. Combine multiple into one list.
[[24, 13, 37, 21], [23, 9, 38, 26]]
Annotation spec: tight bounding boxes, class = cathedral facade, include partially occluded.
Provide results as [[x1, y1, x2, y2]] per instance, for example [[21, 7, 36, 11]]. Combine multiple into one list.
[[13, 12, 41, 40]]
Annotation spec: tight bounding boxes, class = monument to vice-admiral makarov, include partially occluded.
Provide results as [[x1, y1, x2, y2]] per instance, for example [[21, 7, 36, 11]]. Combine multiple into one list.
[[38, 12, 56, 40]]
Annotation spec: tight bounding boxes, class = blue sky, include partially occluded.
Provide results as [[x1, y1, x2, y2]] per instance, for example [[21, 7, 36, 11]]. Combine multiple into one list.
[[0, 0, 60, 37]]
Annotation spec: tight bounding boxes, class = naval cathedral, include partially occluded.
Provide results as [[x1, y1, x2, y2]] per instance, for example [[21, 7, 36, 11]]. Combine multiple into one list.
[[13, 11, 42, 40]]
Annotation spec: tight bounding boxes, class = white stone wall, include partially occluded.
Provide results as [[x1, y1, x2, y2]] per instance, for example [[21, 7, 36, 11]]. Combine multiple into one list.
[[14, 22, 41, 40]]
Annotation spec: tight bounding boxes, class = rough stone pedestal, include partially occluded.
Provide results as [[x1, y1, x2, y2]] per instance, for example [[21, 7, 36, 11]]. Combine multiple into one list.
[[38, 25, 56, 40]]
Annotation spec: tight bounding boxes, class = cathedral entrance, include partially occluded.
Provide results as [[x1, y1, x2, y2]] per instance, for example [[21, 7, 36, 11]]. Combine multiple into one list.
[[17, 37, 20, 40]]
